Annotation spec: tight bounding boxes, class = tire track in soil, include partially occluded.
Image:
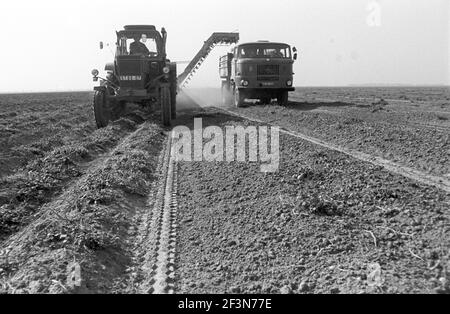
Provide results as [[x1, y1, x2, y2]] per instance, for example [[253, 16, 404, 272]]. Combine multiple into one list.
[[289, 96, 450, 132], [360, 119, 450, 133], [285, 107, 449, 133], [133, 134, 179, 294], [212, 107, 450, 193], [396, 122, 450, 133], [301, 96, 450, 115]]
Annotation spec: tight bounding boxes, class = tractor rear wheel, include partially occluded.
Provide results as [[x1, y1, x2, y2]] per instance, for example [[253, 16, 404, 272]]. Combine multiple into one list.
[[170, 63, 177, 119], [160, 87, 172, 127], [93, 90, 111, 128]]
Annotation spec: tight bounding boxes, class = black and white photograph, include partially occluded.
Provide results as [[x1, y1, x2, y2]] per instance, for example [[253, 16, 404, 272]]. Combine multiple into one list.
[[0, 0, 449, 301]]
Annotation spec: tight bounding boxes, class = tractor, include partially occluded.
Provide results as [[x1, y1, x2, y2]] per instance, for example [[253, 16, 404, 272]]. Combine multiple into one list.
[[91, 25, 177, 128]]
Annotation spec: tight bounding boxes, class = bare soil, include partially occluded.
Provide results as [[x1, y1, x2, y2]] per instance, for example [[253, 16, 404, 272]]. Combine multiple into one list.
[[189, 87, 449, 177], [0, 88, 448, 294], [174, 111, 449, 294], [0, 92, 166, 293]]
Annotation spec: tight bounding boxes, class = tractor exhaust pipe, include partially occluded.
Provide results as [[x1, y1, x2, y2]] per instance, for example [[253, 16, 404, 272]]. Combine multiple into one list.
[[161, 27, 167, 59]]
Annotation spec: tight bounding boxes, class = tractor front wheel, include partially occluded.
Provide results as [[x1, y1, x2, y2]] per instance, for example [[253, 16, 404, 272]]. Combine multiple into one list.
[[93, 90, 111, 128], [160, 86, 172, 127]]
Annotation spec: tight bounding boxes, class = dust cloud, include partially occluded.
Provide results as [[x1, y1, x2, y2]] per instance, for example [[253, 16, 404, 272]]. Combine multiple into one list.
[[179, 88, 222, 110]]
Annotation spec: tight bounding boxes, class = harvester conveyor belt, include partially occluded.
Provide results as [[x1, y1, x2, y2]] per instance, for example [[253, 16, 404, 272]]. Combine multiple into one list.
[[177, 32, 239, 89]]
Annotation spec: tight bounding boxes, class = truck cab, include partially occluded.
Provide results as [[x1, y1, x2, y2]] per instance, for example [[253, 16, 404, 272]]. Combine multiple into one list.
[[220, 41, 297, 107]]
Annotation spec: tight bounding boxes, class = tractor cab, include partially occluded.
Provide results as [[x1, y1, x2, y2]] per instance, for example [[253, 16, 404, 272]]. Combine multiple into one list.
[[92, 25, 176, 128], [115, 25, 165, 58], [109, 25, 169, 90]]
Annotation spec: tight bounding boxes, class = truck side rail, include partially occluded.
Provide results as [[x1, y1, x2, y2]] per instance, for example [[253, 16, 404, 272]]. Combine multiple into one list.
[[219, 54, 232, 80]]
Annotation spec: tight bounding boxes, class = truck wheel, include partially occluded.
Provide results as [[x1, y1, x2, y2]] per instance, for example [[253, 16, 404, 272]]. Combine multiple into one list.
[[160, 87, 172, 127], [222, 82, 232, 106], [278, 91, 289, 106], [93, 90, 111, 128], [234, 89, 245, 108], [260, 97, 271, 105], [170, 63, 177, 119]]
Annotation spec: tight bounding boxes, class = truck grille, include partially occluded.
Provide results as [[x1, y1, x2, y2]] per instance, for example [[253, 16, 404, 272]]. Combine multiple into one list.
[[257, 64, 279, 76], [257, 76, 279, 81]]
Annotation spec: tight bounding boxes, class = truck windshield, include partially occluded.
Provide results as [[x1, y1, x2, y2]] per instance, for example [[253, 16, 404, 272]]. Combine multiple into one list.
[[239, 45, 291, 59]]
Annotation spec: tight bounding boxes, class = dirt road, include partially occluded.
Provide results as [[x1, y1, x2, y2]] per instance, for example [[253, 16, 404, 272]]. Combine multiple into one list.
[[0, 88, 448, 294]]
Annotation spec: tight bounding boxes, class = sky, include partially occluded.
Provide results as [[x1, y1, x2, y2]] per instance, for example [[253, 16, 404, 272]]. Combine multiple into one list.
[[0, 0, 448, 92]]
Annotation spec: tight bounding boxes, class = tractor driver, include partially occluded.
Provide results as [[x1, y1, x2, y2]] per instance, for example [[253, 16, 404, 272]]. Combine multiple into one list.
[[129, 35, 150, 56], [141, 34, 157, 57]]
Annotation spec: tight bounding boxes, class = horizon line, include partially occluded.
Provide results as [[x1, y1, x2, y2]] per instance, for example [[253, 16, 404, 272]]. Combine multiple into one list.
[[0, 84, 449, 95]]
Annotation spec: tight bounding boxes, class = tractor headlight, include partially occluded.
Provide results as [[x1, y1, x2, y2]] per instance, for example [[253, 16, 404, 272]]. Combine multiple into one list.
[[241, 80, 249, 87], [163, 66, 170, 74], [91, 69, 99, 77], [286, 80, 293, 87]]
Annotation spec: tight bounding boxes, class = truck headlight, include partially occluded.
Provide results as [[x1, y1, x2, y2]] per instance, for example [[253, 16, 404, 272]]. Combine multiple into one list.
[[163, 66, 170, 74], [241, 80, 249, 87], [91, 69, 99, 77], [286, 80, 293, 87]]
